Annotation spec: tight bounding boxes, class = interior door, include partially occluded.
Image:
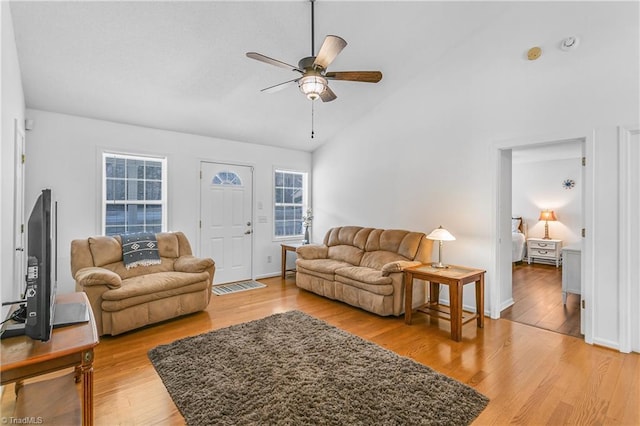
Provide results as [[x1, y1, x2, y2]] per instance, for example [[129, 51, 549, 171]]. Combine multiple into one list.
[[200, 162, 253, 285], [13, 120, 26, 299]]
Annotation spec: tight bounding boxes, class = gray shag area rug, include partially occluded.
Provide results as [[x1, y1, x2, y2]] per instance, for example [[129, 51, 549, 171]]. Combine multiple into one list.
[[148, 311, 489, 425]]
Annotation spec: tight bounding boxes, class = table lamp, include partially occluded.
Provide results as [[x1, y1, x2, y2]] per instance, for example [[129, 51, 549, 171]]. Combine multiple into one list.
[[538, 210, 557, 240], [426, 226, 456, 268]]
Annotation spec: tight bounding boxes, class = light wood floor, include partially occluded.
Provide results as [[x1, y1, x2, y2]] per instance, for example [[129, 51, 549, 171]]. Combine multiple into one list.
[[502, 262, 581, 337], [2, 275, 639, 425]]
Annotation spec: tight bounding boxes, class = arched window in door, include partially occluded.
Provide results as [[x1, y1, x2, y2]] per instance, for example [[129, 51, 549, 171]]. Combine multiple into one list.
[[212, 171, 242, 186]]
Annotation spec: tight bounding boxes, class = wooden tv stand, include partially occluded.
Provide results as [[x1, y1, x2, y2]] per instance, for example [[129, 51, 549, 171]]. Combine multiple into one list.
[[1, 292, 99, 425]]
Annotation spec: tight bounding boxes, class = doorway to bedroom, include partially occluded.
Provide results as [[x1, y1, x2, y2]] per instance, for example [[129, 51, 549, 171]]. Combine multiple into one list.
[[502, 140, 584, 338]]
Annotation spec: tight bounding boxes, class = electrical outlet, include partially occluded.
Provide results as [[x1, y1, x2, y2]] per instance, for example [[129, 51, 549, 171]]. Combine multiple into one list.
[[267, 255, 272, 263]]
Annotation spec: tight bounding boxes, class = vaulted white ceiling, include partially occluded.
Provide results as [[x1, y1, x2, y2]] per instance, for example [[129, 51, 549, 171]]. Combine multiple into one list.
[[10, 1, 512, 152]]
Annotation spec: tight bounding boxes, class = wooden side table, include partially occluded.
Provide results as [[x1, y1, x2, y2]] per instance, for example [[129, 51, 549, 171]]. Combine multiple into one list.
[[1, 292, 99, 425], [404, 264, 485, 342], [281, 242, 304, 278]]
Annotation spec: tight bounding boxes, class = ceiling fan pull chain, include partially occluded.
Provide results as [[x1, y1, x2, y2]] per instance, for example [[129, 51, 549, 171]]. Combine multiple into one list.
[[311, 102, 315, 139]]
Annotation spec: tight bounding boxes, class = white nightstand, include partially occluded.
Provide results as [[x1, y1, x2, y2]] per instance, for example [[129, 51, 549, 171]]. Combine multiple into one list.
[[527, 238, 563, 267]]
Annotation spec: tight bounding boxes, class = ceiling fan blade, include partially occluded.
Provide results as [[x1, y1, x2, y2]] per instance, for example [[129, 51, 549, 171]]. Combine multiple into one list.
[[261, 78, 300, 94], [313, 35, 347, 70], [320, 86, 337, 102], [246, 52, 303, 73], [325, 71, 383, 83]]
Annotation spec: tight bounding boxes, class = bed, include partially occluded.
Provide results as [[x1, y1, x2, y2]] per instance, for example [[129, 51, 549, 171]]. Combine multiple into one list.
[[512, 217, 527, 263]]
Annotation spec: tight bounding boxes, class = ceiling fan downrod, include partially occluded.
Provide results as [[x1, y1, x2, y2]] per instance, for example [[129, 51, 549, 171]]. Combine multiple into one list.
[[310, 0, 315, 57]]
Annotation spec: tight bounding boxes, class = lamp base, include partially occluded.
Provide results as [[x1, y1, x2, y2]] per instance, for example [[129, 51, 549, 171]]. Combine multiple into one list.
[[431, 262, 450, 269]]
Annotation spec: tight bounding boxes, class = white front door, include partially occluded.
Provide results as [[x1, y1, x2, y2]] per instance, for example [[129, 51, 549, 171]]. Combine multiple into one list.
[[200, 162, 253, 285]]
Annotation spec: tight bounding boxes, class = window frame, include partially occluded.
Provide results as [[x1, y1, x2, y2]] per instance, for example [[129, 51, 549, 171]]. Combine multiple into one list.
[[101, 151, 168, 236], [273, 168, 309, 241]]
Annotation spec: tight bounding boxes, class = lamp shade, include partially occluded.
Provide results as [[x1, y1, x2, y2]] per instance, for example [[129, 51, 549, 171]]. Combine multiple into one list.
[[427, 226, 456, 241], [538, 210, 557, 221]]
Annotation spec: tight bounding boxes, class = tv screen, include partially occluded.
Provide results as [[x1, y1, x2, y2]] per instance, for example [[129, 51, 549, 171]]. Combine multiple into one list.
[[24, 189, 56, 342]]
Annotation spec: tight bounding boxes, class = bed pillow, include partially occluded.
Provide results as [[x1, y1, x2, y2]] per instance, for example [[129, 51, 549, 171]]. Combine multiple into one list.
[[512, 218, 522, 233]]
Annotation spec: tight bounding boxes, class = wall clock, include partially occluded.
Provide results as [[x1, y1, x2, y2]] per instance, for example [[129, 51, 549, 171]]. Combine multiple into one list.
[[562, 179, 575, 189]]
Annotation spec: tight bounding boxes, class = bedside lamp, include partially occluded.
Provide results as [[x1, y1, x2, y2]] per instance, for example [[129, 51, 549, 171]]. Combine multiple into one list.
[[538, 210, 557, 240], [426, 226, 456, 268]]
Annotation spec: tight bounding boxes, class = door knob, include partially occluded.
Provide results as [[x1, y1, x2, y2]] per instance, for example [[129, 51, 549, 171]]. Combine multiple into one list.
[[244, 230, 252, 235], [246, 221, 252, 226]]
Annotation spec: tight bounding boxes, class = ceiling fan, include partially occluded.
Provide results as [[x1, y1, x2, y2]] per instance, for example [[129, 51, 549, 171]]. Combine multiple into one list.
[[246, 0, 382, 102]]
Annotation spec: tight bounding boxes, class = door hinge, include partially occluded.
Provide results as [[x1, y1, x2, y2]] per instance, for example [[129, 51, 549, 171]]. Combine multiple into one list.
[[582, 157, 586, 166], [582, 228, 586, 237], [199, 220, 202, 229], [582, 299, 585, 309], [200, 170, 202, 179], [20, 224, 24, 234], [22, 154, 26, 164]]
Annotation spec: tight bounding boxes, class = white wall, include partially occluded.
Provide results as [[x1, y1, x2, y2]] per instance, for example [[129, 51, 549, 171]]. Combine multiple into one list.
[[512, 157, 582, 246], [311, 2, 639, 350], [1, 2, 26, 308], [24, 109, 311, 294]]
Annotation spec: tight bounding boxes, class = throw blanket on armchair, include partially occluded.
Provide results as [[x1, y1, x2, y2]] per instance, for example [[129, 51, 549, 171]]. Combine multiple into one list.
[[121, 232, 161, 269]]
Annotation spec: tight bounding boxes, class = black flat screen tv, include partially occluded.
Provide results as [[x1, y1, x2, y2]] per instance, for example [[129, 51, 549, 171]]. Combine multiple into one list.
[[24, 189, 56, 342]]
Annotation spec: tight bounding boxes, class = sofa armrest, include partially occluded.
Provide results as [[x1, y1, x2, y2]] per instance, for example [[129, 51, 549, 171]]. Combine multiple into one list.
[[381, 260, 422, 277], [74, 266, 122, 288], [296, 244, 328, 260], [174, 255, 215, 273]]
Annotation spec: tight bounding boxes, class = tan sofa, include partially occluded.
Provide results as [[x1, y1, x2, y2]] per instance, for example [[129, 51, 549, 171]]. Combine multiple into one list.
[[70, 232, 214, 336], [295, 226, 433, 316]]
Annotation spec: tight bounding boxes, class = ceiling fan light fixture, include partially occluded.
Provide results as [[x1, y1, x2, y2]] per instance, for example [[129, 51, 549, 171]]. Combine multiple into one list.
[[298, 75, 327, 100]]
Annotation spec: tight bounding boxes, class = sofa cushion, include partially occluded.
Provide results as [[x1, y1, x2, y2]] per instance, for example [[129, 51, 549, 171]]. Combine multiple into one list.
[[102, 271, 210, 302], [296, 258, 354, 275], [325, 226, 373, 249], [296, 244, 329, 260], [334, 269, 393, 296], [381, 260, 422, 276], [296, 265, 335, 282], [327, 245, 364, 265], [360, 251, 410, 271], [365, 229, 424, 260], [335, 266, 392, 286]]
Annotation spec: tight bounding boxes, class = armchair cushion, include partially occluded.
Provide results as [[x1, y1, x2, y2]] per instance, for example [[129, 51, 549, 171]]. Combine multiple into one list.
[[75, 267, 122, 288], [174, 255, 215, 273]]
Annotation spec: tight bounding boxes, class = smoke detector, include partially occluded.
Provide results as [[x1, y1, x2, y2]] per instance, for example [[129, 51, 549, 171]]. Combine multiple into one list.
[[560, 36, 580, 51]]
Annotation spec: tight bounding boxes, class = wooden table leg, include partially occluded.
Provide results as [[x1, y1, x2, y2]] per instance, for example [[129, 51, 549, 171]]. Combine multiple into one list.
[[404, 271, 413, 324], [81, 349, 94, 426], [281, 245, 287, 279], [14, 380, 23, 397], [450, 281, 463, 341], [476, 274, 485, 328], [430, 281, 439, 303]]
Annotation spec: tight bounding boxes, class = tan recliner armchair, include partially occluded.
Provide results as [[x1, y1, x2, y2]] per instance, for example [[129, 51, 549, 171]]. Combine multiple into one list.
[[70, 232, 214, 336]]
